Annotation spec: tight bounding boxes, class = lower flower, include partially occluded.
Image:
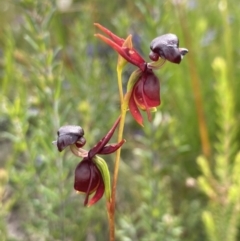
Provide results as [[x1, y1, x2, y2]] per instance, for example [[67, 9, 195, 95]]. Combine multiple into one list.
[[54, 117, 125, 207]]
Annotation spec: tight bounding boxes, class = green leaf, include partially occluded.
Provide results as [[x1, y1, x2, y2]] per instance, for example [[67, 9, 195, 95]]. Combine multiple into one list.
[[197, 156, 212, 178], [197, 176, 216, 199], [24, 34, 39, 51], [202, 211, 217, 241]]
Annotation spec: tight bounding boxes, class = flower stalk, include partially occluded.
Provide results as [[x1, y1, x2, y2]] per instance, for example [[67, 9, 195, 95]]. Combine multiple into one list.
[[107, 64, 126, 241]]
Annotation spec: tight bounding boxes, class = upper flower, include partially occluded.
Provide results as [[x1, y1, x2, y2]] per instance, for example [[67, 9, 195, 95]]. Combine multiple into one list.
[[94, 23, 188, 125], [53, 117, 125, 206]]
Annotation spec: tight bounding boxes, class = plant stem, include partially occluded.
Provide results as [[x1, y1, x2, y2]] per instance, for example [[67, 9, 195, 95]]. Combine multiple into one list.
[[107, 65, 126, 241], [176, 5, 211, 159], [116, 65, 124, 104]]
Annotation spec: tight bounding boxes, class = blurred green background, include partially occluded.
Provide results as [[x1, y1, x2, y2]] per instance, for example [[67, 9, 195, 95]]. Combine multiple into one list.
[[0, 0, 240, 240]]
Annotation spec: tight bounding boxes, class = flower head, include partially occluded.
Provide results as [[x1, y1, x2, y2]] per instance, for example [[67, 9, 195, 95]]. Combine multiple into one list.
[[94, 24, 188, 125], [53, 117, 125, 206]]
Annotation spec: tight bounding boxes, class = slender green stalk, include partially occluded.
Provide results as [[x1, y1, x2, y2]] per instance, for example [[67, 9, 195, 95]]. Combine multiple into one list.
[[107, 65, 127, 241], [116, 65, 124, 104], [175, 4, 211, 159]]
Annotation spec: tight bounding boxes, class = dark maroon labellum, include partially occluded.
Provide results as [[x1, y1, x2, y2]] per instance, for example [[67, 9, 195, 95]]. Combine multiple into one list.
[[56, 125, 86, 152], [58, 125, 84, 137], [149, 33, 188, 64]]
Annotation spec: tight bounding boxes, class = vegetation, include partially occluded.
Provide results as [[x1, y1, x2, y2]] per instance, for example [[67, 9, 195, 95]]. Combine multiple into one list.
[[0, 0, 239, 240]]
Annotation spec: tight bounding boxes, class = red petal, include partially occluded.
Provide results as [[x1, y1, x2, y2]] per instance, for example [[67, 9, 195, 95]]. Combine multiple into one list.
[[133, 76, 152, 121], [129, 91, 143, 126], [95, 34, 146, 70], [134, 71, 160, 109], [143, 70, 161, 108], [133, 70, 161, 122], [88, 117, 121, 159], [94, 23, 124, 46], [94, 23, 146, 70], [87, 175, 105, 207], [99, 139, 126, 155], [95, 34, 126, 56], [121, 47, 146, 71], [134, 77, 145, 109]]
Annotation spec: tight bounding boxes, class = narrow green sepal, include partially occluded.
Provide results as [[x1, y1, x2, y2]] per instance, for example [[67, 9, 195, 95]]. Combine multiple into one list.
[[117, 35, 133, 70], [93, 156, 111, 202], [126, 68, 142, 92], [122, 69, 142, 112]]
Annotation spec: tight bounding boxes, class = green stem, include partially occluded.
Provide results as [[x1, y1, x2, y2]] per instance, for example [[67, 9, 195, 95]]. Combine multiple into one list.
[[176, 4, 211, 159], [117, 65, 124, 104], [107, 65, 126, 241]]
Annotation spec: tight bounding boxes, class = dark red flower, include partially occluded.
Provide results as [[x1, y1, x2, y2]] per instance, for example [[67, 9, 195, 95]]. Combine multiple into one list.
[[54, 117, 125, 206], [94, 24, 188, 125]]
